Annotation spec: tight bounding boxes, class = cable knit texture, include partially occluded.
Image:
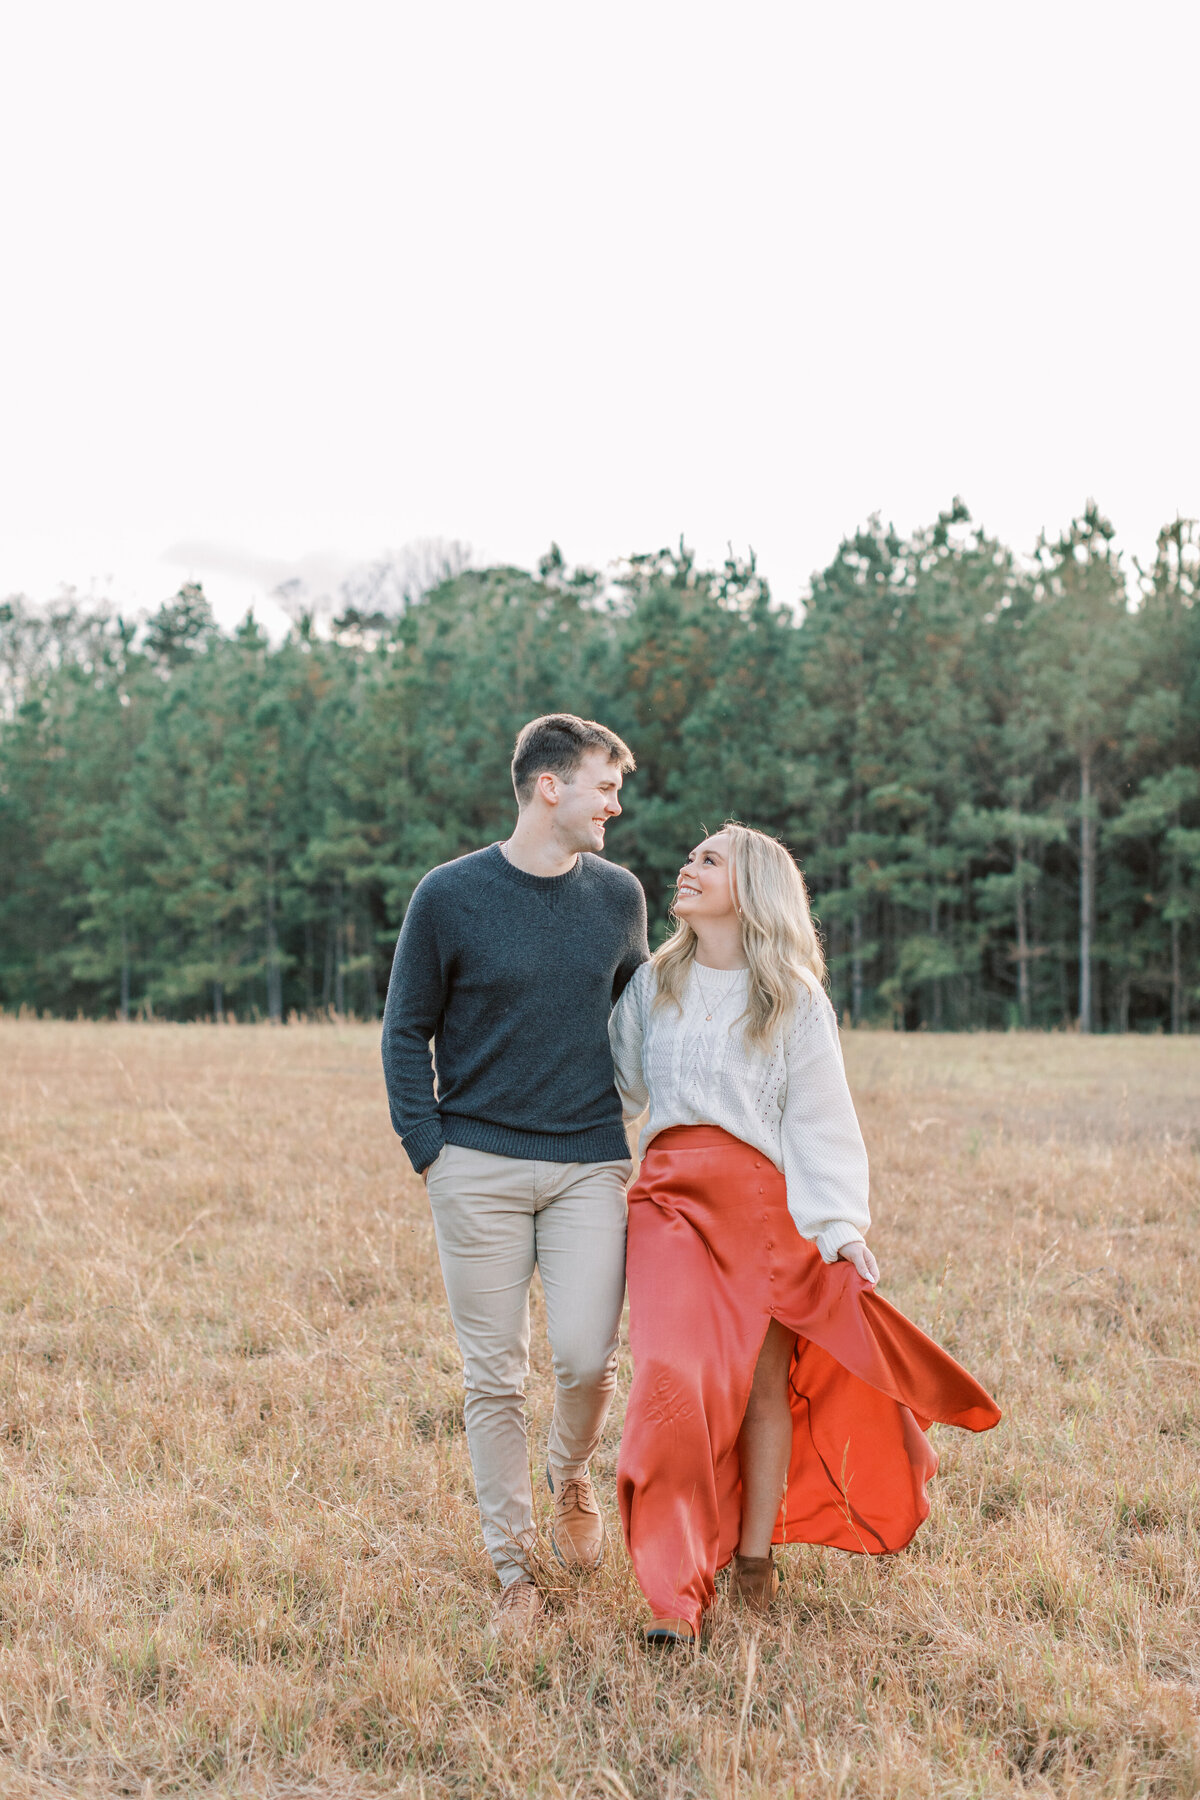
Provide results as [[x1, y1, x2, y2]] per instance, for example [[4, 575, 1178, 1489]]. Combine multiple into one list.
[[608, 961, 869, 1263]]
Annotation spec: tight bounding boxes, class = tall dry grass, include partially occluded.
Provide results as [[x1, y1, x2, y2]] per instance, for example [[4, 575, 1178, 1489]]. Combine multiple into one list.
[[0, 1019, 1197, 1798]]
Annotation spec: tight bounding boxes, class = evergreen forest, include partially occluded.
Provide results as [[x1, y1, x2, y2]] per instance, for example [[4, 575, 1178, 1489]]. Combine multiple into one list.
[[2, 502, 1198, 1032]]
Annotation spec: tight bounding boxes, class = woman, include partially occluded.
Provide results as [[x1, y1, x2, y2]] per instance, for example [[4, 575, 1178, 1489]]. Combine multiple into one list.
[[610, 824, 1000, 1646]]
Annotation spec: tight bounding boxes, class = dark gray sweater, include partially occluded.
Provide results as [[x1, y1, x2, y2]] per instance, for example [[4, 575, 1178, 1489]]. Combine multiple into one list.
[[381, 844, 649, 1173]]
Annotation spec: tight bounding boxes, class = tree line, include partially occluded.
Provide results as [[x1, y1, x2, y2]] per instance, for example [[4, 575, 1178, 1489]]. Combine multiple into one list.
[[2, 502, 1197, 1032]]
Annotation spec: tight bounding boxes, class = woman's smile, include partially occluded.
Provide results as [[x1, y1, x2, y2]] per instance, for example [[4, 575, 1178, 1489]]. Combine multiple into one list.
[[674, 833, 736, 916]]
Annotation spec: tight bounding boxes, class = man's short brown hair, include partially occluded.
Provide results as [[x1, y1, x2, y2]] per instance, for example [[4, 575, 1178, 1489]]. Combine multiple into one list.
[[511, 713, 636, 805]]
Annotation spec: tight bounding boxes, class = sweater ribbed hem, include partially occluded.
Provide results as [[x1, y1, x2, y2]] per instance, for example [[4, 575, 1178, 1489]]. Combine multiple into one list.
[[442, 1112, 632, 1165]]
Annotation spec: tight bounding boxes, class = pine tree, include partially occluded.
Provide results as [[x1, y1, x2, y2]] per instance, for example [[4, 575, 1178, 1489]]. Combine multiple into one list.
[[1027, 507, 1135, 1030], [2, 518, 1197, 1029]]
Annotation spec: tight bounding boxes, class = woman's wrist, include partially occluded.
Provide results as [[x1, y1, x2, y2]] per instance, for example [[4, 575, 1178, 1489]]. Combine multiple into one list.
[[815, 1220, 867, 1265]]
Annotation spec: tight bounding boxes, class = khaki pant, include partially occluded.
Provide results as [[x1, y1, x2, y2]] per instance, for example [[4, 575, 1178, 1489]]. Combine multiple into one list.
[[425, 1142, 631, 1586]]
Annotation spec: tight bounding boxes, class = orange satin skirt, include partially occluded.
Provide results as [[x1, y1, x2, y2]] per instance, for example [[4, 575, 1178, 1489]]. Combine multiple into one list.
[[617, 1126, 1001, 1629]]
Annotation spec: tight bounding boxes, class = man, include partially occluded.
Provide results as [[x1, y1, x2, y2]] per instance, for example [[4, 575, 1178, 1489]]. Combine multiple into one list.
[[382, 713, 648, 1632]]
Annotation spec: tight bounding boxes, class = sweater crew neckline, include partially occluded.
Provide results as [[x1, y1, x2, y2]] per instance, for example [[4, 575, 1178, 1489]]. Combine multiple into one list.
[[689, 961, 748, 986], [486, 842, 587, 890]]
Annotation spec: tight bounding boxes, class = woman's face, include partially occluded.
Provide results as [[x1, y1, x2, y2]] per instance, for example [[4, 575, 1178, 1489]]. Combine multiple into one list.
[[673, 831, 736, 923]]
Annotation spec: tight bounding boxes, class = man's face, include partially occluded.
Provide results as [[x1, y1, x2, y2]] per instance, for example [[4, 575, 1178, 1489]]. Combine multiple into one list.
[[553, 748, 624, 855]]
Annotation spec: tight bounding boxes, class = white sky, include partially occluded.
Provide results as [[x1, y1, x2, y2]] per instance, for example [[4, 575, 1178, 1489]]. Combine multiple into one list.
[[2, 1, 1197, 631]]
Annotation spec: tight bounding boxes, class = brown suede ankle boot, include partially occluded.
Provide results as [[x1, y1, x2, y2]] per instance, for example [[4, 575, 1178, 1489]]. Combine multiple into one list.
[[730, 1551, 780, 1611]]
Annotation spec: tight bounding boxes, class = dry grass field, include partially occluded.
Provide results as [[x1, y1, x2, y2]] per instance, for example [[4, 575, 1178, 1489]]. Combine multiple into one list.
[[0, 1020, 1197, 1799]]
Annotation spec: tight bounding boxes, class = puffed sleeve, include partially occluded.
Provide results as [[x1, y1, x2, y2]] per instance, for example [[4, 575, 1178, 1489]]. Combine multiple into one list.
[[779, 981, 871, 1263], [608, 961, 650, 1122]]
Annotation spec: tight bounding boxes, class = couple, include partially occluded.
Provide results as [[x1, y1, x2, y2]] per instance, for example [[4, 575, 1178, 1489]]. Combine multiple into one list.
[[382, 713, 999, 1645]]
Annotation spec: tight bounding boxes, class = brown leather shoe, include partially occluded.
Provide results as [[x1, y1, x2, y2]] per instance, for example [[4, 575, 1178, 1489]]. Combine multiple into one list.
[[547, 1466, 605, 1570], [730, 1551, 780, 1611], [643, 1616, 697, 1649], [490, 1580, 544, 1634]]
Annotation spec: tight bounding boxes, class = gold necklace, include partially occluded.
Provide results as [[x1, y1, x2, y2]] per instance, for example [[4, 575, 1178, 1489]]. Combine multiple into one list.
[[693, 966, 725, 1022]]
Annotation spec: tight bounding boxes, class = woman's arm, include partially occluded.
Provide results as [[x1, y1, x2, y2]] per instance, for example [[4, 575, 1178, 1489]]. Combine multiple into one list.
[[779, 984, 875, 1274], [608, 964, 650, 1121]]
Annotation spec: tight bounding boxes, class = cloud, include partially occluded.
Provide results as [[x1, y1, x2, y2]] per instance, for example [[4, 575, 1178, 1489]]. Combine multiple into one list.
[[161, 538, 475, 627], [161, 541, 356, 600]]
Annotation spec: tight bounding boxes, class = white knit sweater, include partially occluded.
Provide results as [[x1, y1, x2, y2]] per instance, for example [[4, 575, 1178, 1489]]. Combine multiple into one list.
[[609, 960, 870, 1264]]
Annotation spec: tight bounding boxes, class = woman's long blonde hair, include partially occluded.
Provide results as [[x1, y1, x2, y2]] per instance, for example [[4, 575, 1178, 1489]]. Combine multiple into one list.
[[651, 822, 826, 1049]]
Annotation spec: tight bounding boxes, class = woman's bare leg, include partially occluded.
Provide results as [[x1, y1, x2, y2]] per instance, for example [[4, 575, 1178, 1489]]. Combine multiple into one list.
[[736, 1317, 797, 1558]]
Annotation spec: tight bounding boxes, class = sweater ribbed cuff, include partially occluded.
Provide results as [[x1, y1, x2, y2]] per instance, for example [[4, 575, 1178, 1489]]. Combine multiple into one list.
[[401, 1117, 446, 1176], [815, 1220, 867, 1265]]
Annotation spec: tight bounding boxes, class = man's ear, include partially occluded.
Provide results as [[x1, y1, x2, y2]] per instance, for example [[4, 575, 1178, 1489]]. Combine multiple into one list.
[[535, 770, 560, 807]]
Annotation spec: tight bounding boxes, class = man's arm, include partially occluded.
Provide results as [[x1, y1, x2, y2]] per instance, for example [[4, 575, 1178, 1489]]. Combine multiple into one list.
[[381, 879, 449, 1174], [611, 877, 650, 1002]]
